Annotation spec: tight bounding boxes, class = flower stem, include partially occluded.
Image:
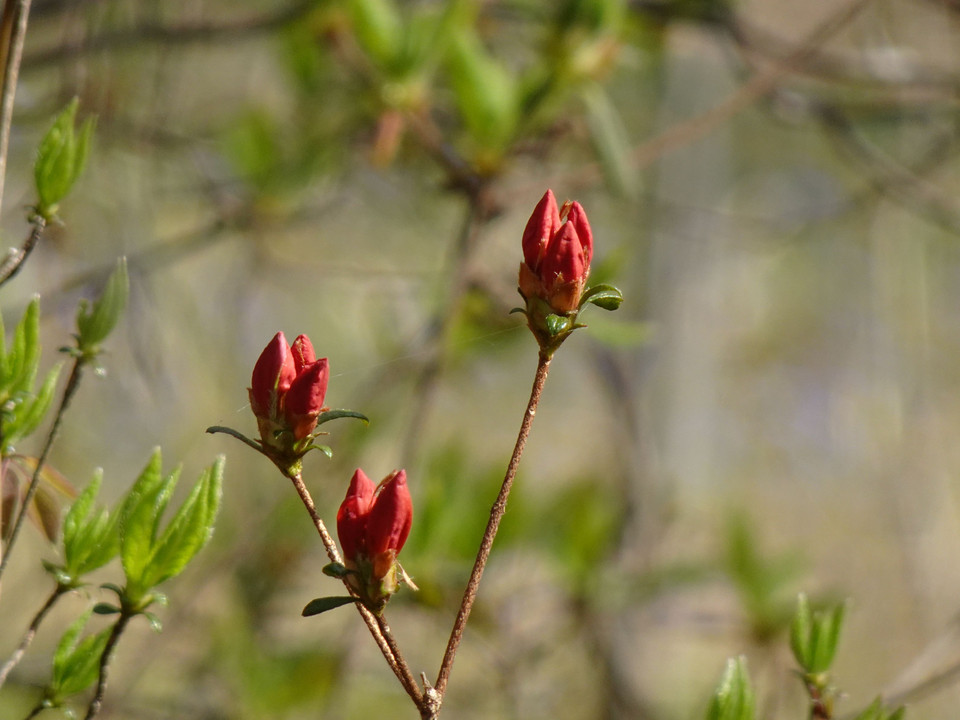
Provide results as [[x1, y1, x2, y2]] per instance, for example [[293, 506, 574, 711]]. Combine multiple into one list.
[[432, 351, 552, 701], [0, 359, 84, 583], [287, 472, 423, 708], [0, 584, 66, 689]]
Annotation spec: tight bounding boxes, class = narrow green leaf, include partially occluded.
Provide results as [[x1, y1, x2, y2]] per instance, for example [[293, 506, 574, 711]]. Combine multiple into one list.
[[92, 603, 119, 615], [706, 656, 755, 720], [119, 449, 166, 587], [322, 562, 349, 578], [34, 98, 94, 218], [76, 257, 129, 353], [52, 608, 90, 672], [581, 284, 623, 311], [14, 363, 62, 441], [301, 596, 356, 617], [52, 627, 111, 699], [63, 470, 99, 555], [313, 409, 370, 427], [809, 602, 845, 673], [138, 457, 223, 590], [348, 0, 402, 66], [790, 593, 813, 671]]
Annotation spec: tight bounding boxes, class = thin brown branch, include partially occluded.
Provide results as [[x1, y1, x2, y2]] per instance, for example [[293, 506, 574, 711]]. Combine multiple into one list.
[[83, 608, 131, 720], [0, 215, 45, 288], [0, 0, 33, 225], [0, 583, 65, 688], [432, 351, 552, 703]]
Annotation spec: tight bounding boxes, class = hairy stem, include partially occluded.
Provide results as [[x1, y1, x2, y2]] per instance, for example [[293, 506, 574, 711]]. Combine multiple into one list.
[[0, 583, 66, 688], [0, 215, 46, 288], [83, 609, 132, 720], [433, 351, 552, 701], [287, 472, 423, 708], [0, 359, 84, 583]]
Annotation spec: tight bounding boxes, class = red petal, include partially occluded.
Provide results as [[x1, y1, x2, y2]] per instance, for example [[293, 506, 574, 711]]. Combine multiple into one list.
[[521, 190, 561, 271], [541, 222, 586, 290], [284, 358, 330, 439], [367, 470, 413, 557], [337, 469, 376, 560], [250, 332, 295, 417], [291, 334, 316, 374], [563, 201, 593, 269]]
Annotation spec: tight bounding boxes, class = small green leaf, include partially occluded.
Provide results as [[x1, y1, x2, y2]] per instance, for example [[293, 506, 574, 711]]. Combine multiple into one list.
[[791, 593, 846, 674], [76, 257, 129, 354], [119, 449, 167, 590], [348, 0, 402, 67], [301, 596, 356, 617], [306, 444, 334, 458], [852, 697, 906, 720], [706, 657, 755, 720], [313, 409, 369, 427], [15, 363, 63, 443], [790, 593, 813, 670], [322, 562, 349, 578], [544, 314, 568, 337], [51, 625, 111, 700], [580, 283, 623, 311], [34, 98, 95, 219], [92, 603, 119, 615], [144, 611, 163, 632]]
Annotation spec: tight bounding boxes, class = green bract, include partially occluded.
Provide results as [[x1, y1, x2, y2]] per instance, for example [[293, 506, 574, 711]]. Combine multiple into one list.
[[34, 98, 95, 220], [119, 449, 224, 606], [706, 657, 755, 720], [0, 297, 62, 452]]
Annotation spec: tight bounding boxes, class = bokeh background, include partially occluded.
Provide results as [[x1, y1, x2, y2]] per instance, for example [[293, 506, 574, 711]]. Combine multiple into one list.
[[3, 0, 960, 717]]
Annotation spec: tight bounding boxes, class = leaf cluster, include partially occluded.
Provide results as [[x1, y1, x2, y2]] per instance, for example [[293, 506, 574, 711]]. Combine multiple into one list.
[[34, 98, 95, 221], [0, 298, 61, 453]]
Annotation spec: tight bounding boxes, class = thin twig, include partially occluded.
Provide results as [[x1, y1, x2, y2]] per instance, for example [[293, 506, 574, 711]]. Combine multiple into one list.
[[0, 358, 83, 583], [433, 351, 552, 702], [0, 583, 65, 688], [287, 472, 424, 708], [0, 0, 33, 227], [83, 609, 132, 720], [0, 215, 46, 288]]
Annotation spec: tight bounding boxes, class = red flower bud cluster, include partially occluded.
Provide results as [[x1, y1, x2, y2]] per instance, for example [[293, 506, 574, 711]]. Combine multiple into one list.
[[518, 189, 593, 314], [337, 468, 413, 609], [249, 332, 329, 452]]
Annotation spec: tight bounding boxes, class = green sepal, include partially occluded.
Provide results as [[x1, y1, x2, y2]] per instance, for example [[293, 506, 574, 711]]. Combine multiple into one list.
[[706, 656, 755, 720], [322, 562, 349, 579], [301, 596, 356, 617], [305, 444, 333, 458], [313, 409, 369, 428], [76, 257, 129, 356], [92, 603, 120, 615], [580, 283, 623, 311]]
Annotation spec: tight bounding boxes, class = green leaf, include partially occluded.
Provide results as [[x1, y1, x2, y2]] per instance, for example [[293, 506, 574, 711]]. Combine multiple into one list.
[[544, 314, 568, 336], [15, 363, 62, 440], [790, 593, 813, 670], [791, 593, 846, 674], [580, 283, 623, 311], [301, 596, 356, 617], [92, 603, 119, 615], [76, 257, 129, 354], [322, 562, 349, 579], [313, 409, 370, 427], [706, 657, 755, 720], [34, 98, 95, 218], [137, 456, 224, 590], [853, 697, 906, 720], [348, 0, 402, 67], [62, 469, 121, 580], [446, 29, 518, 152], [51, 625, 111, 700], [119, 449, 168, 589]]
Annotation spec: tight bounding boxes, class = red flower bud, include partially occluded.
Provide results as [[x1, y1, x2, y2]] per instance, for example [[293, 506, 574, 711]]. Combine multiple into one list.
[[337, 469, 376, 561], [518, 190, 593, 316], [284, 358, 329, 439], [521, 189, 561, 272], [366, 470, 413, 557], [249, 332, 331, 452], [250, 332, 296, 418]]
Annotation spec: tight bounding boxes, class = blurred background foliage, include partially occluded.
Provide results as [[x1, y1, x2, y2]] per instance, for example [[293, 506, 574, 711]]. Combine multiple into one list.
[[3, 0, 960, 717]]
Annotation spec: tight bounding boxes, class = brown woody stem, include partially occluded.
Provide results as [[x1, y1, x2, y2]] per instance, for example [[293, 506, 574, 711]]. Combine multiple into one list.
[[432, 351, 552, 702]]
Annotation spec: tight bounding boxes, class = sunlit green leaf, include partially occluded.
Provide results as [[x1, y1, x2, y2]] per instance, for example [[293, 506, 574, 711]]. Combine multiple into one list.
[[706, 657, 755, 720], [76, 257, 129, 355]]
